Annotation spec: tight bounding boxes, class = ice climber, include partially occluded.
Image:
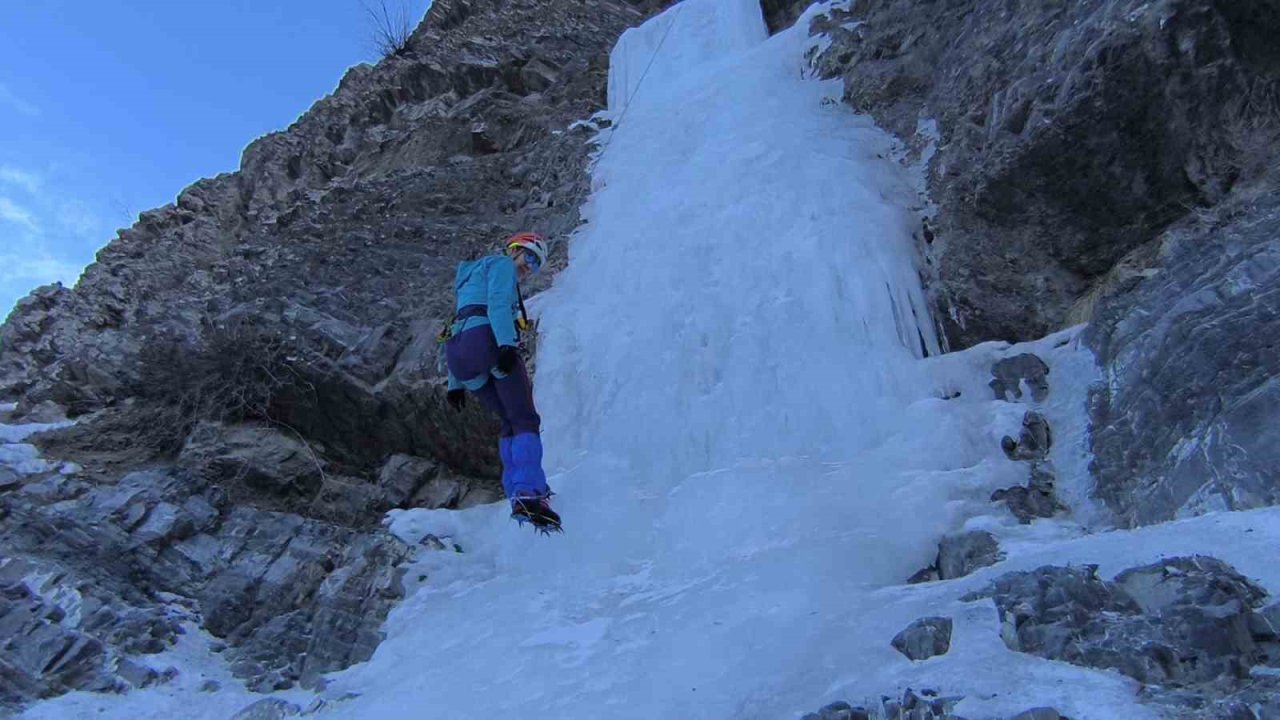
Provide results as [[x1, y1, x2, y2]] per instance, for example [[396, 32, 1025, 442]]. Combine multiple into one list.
[[443, 232, 562, 533]]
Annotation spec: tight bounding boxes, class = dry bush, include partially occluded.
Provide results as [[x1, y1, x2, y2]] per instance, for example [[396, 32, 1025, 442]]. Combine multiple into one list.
[[363, 0, 415, 58], [132, 318, 314, 454], [1222, 78, 1280, 188]]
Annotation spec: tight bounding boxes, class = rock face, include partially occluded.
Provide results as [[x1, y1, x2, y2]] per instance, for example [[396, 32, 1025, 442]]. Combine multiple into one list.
[[805, 0, 1280, 529], [969, 556, 1280, 715], [759, 0, 811, 33], [0, 0, 662, 479], [179, 422, 326, 505], [0, 0, 667, 709], [0, 467, 410, 708], [0, 0, 1276, 714], [810, 0, 1280, 348], [1087, 192, 1280, 526]]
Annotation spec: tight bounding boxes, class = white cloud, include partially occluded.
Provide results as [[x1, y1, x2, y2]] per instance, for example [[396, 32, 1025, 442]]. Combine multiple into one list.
[[0, 174, 108, 240], [0, 196, 38, 231], [0, 83, 39, 117], [0, 253, 84, 285], [0, 168, 105, 318], [55, 198, 105, 238], [0, 166, 42, 194], [0, 251, 85, 319]]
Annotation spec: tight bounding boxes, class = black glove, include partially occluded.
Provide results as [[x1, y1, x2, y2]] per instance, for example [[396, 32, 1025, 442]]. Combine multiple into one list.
[[496, 346, 520, 374], [446, 389, 466, 412]]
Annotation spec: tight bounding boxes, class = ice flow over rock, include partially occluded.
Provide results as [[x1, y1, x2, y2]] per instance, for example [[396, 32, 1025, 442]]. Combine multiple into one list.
[[24, 1, 1278, 719], [316, 1, 1082, 717]]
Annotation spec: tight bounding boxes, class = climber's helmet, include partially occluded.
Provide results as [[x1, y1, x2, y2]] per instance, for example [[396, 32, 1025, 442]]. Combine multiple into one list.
[[507, 232, 548, 275]]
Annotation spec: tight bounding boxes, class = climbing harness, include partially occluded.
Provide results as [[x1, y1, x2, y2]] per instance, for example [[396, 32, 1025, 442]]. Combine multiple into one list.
[[435, 287, 532, 346]]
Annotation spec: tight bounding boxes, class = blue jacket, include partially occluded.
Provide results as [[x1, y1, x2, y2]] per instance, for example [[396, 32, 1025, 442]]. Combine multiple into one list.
[[447, 255, 521, 390]]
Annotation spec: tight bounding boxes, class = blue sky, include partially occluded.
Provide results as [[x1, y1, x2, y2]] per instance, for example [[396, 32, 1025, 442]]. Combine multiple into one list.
[[0, 0, 431, 322]]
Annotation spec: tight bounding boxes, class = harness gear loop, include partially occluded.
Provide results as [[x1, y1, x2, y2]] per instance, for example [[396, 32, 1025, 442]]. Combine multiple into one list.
[[515, 286, 532, 333]]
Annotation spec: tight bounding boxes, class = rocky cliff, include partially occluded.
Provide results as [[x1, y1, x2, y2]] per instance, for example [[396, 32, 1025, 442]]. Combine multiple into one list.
[[810, 0, 1279, 348], [0, 0, 664, 711], [1086, 189, 1280, 526], [1, 0, 665, 479], [799, 1, 1280, 714], [2, 0, 1279, 715], [807, 0, 1280, 528]]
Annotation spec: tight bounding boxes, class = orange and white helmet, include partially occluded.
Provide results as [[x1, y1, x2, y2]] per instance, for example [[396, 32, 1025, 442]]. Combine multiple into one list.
[[507, 232, 548, 268]]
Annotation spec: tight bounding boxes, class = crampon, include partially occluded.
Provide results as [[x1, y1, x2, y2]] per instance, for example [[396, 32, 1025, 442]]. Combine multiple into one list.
[[510, 494, 563, 535]]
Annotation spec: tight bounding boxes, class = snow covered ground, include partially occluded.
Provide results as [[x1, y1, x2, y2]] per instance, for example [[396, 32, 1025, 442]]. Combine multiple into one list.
[[0, 410, 75, 475], [15, 1, 1280, 718]]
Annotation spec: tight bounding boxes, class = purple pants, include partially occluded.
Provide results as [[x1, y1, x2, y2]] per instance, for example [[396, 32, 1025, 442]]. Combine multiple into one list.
[[445, 324, 541, 437]]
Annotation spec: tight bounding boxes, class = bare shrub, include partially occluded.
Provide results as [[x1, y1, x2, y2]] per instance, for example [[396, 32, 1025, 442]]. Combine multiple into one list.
[[132, 318, 314, 454], [363, 0, 415, 58], [1221, 78, 1280, 188]]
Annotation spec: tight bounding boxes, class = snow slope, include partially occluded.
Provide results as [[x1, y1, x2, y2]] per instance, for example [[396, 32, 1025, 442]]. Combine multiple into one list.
[[17, 1, 1280, 719]]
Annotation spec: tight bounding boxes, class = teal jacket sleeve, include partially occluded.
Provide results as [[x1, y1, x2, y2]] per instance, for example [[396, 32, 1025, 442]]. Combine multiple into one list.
[[447, 370, 461, 392], [485, 256, 519, 348]]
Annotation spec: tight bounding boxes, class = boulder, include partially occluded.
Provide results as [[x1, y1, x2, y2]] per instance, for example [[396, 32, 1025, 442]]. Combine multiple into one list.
[[179, 422, 323, 499], [230, 698, 301, 720], [937, 530, 1003, 580], [891, 616, 953, 661], [907, 565, 940, 585], [1008, 710, 1061, 720], [800, 701, 868, 720], [410, 472, 468, 509], [113, 658, 162, 689], [991, 462, 1064, 523], [989, 354, 1050, 403], [970, 556, 1279, 704], [1000, 412, 1051, 462], [457, 483, 503, 509], [311, 474, 393, 526], [377, 453, 437, 506], [800, 689, 964, 720]]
